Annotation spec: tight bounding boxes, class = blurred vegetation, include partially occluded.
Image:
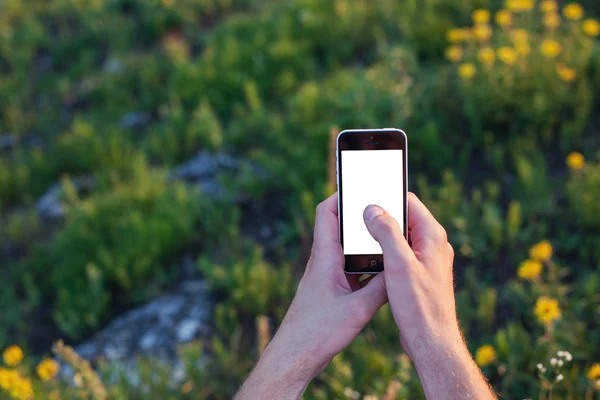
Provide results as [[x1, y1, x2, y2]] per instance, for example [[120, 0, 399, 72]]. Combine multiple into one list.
[[1, 0, 600, 399]]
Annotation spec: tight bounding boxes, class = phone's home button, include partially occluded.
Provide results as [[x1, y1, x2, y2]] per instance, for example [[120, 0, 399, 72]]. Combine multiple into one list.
[[369, 259, 378, 267]]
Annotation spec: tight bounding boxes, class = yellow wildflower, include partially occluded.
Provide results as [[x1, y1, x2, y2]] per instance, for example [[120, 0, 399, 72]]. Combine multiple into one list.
[[2, 346, 23, 367], [563, 3, 584, 21], [475, 345, 496, 366], [544, 13, 561, 29], [458, 63, 477, 80], [445, 46, 464, 62], [497, 47, 518, 65], [540, 0, 558, 13], [478, 48, 496, 65], [534, 296, 561, 325], [10, 377, 33, 400], [566, 152, 585, 170], [473, 9, 491, 24], [582, 19, 600, 37], [588, 364, 600, 389], [495, 10, 512, 27], [473, 24, 493, 41], [0, 368, 20, 390], [447, 28, 469, 43], [516, 42, 531, 56], [556, 64, 577, 82], [511, 29, 529, 43], [529, 240, 553, 261], [36, 359, 60, 381], [541, 39, 562, 57], [518, 259, 543, 280], [506, 0, 535, 12]]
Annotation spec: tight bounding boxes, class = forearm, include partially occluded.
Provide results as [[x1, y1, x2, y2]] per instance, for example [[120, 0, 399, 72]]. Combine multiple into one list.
[[234, 334, 323, 400], [405, 328, 497, 400]]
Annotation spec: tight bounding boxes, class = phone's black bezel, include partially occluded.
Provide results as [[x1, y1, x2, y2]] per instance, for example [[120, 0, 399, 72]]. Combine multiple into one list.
[[337, 129, 408, 274]]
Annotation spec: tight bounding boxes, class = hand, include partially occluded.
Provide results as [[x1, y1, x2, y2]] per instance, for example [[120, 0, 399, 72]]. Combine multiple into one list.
[[274, 191, 387, 373], [235, 192, 387, 400], [363, 193, 496, 399], [363, 192, 460, 353]]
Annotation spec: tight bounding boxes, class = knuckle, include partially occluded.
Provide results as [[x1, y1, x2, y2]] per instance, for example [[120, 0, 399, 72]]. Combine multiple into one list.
[[330, 248, 345, 268], [436, 224, 448, 242], [315, 201, 327, 215], [375, 217, 400, 237], [447, 242, 455, 259], [385, 257, 418, 279]]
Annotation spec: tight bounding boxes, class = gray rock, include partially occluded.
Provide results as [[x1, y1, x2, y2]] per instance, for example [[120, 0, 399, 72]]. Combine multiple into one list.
[[170, 150, 263, 198], [57, 280, 212, 388], [74, 280, 211, 364], [176, 318, 201, 342], [35, 176, 95, 220], [35, 152, 264, 220], [0, 134, 17, 150], [119, 112, 151, 129], [104, 58, 125, 74]]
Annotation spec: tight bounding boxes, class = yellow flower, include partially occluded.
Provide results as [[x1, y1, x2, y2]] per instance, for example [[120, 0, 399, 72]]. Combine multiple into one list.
[[516, 42, 531, 56], [475, 345, 496, 366], [582, 19, 600, 36], [458, 63, 476, 80], [36, 359, 60, 381], [0, 368, 20, 390], [506, 0, 535, 12], [540, 0, 558, 13], [566, 152, 585, 170], [2, 346, 23, 367], [478, 48, 496, 65], [473, 9, 491, 24], [541, 39, 562, 57], [534, 296, 562, 325], [473, 24, 493, 41], [511, 29, 529, 43], [544, 13, 561, 29], [495, 10, 512, 27], [529, 240, 553, 261], [557, 64, 577, 82], [563, 3, 584, 21], [447, 28, 469, 43], [497, 46, 518, 65], [518, 259, 543, 280], [445, 46, 464, 62], [10, 377, 33, 400], [588, 363, 600, 387]]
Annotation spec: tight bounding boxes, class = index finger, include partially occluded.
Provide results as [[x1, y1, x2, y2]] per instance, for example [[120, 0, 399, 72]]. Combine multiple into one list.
[[408, 192, 448, 248], [313, 192, 339, 245]]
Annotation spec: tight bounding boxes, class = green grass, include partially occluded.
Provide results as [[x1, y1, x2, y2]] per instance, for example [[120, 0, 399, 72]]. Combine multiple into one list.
[[1, 0, 600, 398]]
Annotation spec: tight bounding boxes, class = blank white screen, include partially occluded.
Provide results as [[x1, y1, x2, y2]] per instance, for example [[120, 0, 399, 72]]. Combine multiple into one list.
[[341, 150, 404, 255]]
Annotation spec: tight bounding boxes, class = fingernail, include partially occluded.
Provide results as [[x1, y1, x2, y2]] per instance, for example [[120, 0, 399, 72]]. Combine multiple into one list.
[[364, 205, 384, 221]]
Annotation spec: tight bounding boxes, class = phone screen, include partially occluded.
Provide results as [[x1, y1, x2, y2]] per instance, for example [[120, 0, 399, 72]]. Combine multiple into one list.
[[340, 149, 405, 255]]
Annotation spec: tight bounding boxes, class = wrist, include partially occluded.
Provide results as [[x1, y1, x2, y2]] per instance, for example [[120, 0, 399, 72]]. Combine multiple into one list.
[[400, 326, 496, 399], [235, 331, 327, 400], [400, 323, 466, 366], [264, 325, 330, 379]]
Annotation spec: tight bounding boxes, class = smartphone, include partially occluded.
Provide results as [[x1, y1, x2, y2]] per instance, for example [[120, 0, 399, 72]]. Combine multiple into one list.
[[336, 128, 408, 274]]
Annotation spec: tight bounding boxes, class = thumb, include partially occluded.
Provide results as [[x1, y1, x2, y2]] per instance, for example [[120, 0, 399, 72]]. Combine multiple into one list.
[[363, 205, 415, 270]]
